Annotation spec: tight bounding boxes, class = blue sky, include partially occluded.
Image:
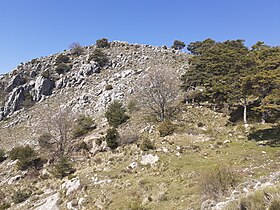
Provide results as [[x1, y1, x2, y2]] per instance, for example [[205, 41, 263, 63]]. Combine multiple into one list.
[[0, 0, 279, 74]]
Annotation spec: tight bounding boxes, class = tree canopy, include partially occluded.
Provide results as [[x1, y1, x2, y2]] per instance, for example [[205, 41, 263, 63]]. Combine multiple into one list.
[[181, 39, 280, 124]]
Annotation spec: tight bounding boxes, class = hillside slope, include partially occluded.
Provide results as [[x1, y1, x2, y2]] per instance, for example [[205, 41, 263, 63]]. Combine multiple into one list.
[[0, 41, 279, 210]]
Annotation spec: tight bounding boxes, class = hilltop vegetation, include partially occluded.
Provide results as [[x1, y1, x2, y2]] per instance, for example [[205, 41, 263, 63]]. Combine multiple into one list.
[[182, 39, 280, 126]]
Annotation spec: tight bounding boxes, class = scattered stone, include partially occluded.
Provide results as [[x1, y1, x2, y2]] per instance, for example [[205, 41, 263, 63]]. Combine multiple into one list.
[[140, 154, 159, 165], [223, 139, 231, 144], [7, 175, 21, 185], [62, 177, 81, 196]]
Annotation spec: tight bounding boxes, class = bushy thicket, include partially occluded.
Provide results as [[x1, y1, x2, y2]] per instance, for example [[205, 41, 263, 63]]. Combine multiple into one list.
[[0, 149, 6, 162], [9, 145, 38, 170], [158, 120, 175, 137], [56, 54, 70, 63], [200, 165, 237, 201], [182, 39, 280, 124], [52, 156, 74, 179], [0, 203, 11, 210], [88, 49, 109, 67], [96, 38, 110, 48], [140, 137, 155, 151], [105, 100, 129, 127], [105, 128, 119, 149], [55, 63, 71, 74], [69, 42, 84, 56], [12, 191, 30, 204], [72, 115, 95, 138]]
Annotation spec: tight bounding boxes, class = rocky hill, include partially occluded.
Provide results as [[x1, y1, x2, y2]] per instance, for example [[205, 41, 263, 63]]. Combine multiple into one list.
[[0, 41, 188, 148], [0, 41, 279, 210]]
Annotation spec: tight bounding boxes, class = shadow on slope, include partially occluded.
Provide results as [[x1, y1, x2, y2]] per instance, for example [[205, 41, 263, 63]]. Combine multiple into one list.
[[248, 125, 280, 146]]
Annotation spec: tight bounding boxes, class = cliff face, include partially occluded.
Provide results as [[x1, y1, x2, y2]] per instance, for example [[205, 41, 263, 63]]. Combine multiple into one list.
[[0, 41, 189, 148]]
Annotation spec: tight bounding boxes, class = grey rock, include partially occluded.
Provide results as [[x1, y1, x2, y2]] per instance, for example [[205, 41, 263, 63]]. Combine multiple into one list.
[[5, 74, 26, 92], [3, 86, 25, 116], [34, 76, 55, 101], [200, 199, 216, 210]]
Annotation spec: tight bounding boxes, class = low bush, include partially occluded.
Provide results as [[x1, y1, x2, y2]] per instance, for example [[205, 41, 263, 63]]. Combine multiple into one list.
[[55, 63, 71, 74], [158, 120, 175, 137], [105, 100, 129, 127], [200, 165, 237, 201], [88, 49, 109, 67], [69, 42, 84, 56], [56, 54, 70, 63], [0, 203, 11, 210], [72, 115, 95, 138], [52, 156, 75, 179], [22, 92, 35, 108], [140, 137, 155, 151], [127, 99, 139, 113], [105, 128, 119, 149], [95, 137, 104, 146], [41, 70, 50, 78], [9, 145, 37, 170], [76, 141, 89, 151], [96, 38, 110, 48], [38, 133, 53, 149], [0, 149, 6, 162], [12, 191, 30, 204]]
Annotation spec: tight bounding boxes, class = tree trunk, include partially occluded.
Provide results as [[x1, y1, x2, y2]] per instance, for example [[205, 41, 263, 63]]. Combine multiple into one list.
[[261, 112, 266, 124], [243, 104, 248, 126]]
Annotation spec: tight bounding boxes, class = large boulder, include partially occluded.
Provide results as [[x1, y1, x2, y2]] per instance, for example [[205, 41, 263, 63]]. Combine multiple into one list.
[[79, 62, 100, 77], [34, 76, 55, 101], [5, 74, 26, 92], [3, 86, 25, 116]]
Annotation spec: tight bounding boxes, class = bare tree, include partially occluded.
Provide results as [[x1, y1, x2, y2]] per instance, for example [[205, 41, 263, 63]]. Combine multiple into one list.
[[135, 68, 180, 121], [69, 42, 84, 56], [38, 106, 74, 158]]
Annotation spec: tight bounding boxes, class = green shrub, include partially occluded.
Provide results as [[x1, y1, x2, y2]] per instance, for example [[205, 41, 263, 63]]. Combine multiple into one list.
[[41, 70, 50, 78], [105, 128, 119, 149], [9, 145, 37, 170], [105, 100, 129, 127], [128, 199, 147, 210], [269, 200, 280, 210], [53, 157, 74, 179], [171, 40, 186, 50], [200, 165, 237, 201], [38, 133, 53, 149], [72, 115, 95, 138], [88, 49, 109, 67], [105, 84, 113, 90], [158, 120, 175, 137], [56, 54, 70, 63], [96, 137, 104, 146], [12, 191, 30, 204], [22, 92, 35, 108], [55, 63, 71, 74], [0, 149, 6, 162], [127, 99, 139, 113], [76, 141, 89, 151], [140, 137, 155, 151], [0, 203, 11, 210], [69, 42, 84, 56], [96, 38, 110, 48]]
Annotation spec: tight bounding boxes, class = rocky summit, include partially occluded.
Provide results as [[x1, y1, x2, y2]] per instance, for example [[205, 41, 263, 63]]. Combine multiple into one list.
[[0, 40, 279, 210]]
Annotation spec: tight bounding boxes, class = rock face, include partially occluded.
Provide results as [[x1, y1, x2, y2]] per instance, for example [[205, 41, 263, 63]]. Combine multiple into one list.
[[34, 76, 55, 101], [3, 86, 25, 116]]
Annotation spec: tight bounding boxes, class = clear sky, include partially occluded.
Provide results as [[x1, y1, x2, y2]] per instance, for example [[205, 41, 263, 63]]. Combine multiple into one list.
[[0, 0, 279, 74]]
